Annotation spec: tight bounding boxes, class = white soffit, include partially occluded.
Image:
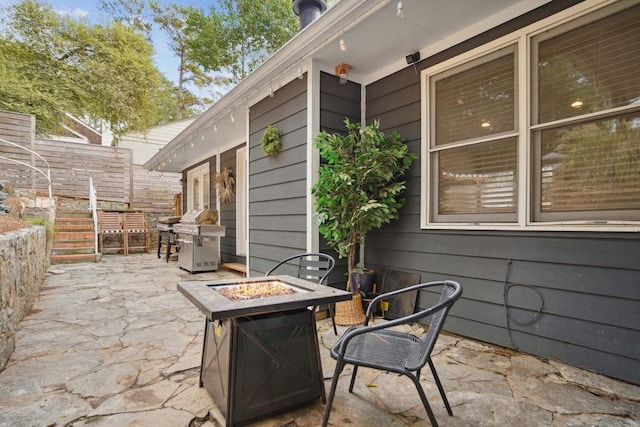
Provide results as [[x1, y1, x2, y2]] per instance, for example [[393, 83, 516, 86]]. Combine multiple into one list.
[[314, 0, 553, 85]]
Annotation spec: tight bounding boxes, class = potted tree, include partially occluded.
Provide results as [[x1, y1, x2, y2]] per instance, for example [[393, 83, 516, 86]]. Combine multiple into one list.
[[311, 119, 417, 325]]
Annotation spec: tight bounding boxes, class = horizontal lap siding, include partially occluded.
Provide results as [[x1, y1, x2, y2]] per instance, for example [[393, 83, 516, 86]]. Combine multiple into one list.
[[319, 72, 362, 287], [220, 146, 245, 265], [248, 76, 308, 276], [364, 1, 639, 384]]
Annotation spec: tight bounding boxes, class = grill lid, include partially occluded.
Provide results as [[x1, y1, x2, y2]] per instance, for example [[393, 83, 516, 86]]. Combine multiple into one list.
[[180, 209, 217, 224], [158, 216, 181, 224]]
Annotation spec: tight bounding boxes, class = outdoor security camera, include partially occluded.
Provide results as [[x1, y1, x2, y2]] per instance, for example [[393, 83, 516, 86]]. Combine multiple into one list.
[[406, 52, 420, 65]]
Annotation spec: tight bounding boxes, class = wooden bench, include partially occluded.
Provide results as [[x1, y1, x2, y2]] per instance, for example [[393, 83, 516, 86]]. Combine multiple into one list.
[[221, 263, 247, 277]]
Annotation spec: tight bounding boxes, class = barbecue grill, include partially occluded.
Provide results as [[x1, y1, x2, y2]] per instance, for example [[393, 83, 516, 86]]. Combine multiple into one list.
[[157, 216, 180, 262], [173, 209, 225, 273], [178, 275, 352, 426]]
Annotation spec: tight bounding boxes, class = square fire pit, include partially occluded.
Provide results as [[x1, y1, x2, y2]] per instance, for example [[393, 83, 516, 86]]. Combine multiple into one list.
[[178, 275, 352, 426]]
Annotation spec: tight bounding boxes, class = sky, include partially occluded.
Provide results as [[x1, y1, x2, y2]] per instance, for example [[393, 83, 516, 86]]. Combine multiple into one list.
[[0, 0, 218, 91]]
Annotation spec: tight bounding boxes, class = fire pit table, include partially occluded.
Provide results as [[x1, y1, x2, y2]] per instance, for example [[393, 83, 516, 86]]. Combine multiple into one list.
[[178, 275, 352, 426]]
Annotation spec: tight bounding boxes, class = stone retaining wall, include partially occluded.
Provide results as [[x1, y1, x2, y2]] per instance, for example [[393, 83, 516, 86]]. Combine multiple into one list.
[[0, 226, 49, 370]]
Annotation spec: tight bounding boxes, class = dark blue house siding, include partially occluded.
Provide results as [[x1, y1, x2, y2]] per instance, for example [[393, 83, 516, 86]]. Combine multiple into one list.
[[364, 1, 639, 385], [248, 75, 309, 275], [319, 71, 361, 287], [219, 145, 245, 265]]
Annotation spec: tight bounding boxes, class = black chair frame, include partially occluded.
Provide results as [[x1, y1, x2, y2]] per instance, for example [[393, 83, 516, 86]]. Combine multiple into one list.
[[321, 280, 462, 427], [266, 252, 337, 335]]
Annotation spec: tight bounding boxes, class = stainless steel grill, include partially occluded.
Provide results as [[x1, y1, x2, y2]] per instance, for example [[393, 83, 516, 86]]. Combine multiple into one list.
[[175, 209, 225, 273]]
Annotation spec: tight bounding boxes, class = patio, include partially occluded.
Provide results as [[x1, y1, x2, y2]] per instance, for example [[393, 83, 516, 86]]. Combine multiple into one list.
[[0, 253, 637, 426]]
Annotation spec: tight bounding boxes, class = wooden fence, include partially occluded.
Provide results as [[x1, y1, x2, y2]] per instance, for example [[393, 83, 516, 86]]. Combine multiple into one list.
[[0, 110, 181, 214]]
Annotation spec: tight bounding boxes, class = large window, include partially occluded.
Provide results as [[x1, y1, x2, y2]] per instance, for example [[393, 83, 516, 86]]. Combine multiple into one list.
[[422, 1, 640, 229]]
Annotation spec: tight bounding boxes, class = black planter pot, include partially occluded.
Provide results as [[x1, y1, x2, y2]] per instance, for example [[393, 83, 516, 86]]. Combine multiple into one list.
[[350, 269, 375, 293], [362, 291, 382, 317]]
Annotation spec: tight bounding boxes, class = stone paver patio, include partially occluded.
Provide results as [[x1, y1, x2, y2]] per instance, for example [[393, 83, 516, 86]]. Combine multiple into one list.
[[0, 253, 638, 426]]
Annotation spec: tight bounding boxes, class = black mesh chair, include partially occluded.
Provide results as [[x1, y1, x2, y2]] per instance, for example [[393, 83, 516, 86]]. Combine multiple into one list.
[[321, 280, 462, 427], [266, 253, 337, 335]]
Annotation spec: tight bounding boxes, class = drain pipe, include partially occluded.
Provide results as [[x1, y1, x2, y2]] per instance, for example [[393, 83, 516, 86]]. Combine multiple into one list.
[[293, 0, 327, 31]]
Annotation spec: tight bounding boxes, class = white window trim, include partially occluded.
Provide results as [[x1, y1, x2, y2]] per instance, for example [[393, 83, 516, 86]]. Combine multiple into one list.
[[186, 162, 210, 212], [235, 146, 247, 256], [420, 0, 640, 232]]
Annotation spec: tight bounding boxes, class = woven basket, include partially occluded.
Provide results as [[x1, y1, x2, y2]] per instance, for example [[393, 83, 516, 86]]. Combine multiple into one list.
[[334, 292, 366, 326]]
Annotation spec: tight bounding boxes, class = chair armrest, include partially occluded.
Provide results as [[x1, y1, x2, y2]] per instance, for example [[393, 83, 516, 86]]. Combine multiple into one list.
[[336, 281, 459, 357]]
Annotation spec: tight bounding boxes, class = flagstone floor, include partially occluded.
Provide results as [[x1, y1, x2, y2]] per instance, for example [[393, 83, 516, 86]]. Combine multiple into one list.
[[0, 254, 638, 426]]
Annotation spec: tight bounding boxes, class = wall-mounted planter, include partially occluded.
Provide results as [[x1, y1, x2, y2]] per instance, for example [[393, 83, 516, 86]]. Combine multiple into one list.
[[261, 125, 282, 156]]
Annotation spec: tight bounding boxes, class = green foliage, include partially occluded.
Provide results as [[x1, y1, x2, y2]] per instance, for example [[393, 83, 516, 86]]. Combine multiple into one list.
[[150, 2, 213, 118], [261, 125, 282, 156], [99, 0, 154, 34], [556, 121, 640, 186], [26, 217, 55, 240], [311, 119, 418, 289], [186, 0, 297, 83], [0, 0, 174, 135]]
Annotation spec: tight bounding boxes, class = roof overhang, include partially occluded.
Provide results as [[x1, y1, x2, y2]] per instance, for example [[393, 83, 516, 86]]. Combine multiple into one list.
[[145, 0, 552, 173]]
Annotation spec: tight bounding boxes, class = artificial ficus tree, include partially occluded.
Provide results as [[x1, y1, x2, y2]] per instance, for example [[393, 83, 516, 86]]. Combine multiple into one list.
[[311, 119, 417, 293]]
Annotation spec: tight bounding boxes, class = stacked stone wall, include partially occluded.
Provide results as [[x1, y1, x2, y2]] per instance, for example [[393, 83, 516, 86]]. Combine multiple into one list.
[[0, 226, 49, 370]]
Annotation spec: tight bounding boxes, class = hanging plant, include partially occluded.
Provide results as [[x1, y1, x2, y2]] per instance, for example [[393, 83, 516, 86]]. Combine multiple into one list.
[[215, 167, 235, 205], [261, 125, 282, 156]]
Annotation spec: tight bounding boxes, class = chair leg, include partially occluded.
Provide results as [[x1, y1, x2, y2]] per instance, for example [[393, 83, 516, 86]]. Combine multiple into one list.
[[348, 365, 359, 392], [329, 305, 337, 335], [157, 232, 162, 258], [322, 360, 344, 427], [408, 372, 439, 427], [428, 358, 452, 416]]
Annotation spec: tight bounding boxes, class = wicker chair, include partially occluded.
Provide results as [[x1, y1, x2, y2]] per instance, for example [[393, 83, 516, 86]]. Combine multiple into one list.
[[321, 280, 462, 427], [266, 253, 337, 335]]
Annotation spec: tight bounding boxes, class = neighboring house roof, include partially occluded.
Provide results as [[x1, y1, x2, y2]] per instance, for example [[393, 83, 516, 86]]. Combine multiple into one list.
[[117, 117, 198, 165], [145, 0, 552, 173], [45, 113, 112, 146]]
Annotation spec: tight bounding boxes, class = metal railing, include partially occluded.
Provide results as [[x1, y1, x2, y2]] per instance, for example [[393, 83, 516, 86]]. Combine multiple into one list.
[[89, 176, 98, 254], [0, 137, 53, 201]]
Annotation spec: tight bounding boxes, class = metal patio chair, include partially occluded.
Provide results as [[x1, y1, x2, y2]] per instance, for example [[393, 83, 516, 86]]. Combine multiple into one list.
[[321, 280, 462, 427], [266, 253, 337, 335]]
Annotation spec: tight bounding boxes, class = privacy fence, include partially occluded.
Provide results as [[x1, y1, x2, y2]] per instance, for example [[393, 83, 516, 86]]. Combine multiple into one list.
[[0, 110, 180, 214]]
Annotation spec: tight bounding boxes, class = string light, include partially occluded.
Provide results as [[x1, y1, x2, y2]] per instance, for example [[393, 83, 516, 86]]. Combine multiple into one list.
[[214, 123, 217, 132], [269, 83, 274, 97], [298, 67, 304, 79], [397, 1, 404, 18], [339, 33, 346, 51], [230, 113, 235, 122]]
